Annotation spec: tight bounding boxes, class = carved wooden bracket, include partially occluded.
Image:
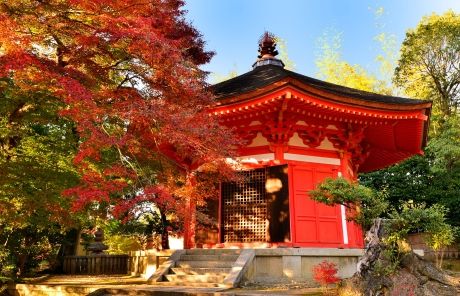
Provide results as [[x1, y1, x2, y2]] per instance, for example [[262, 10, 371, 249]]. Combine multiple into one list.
[[326, 125, 369, 171], [261, 119, 297, 145], [296, 127, 326, 148]]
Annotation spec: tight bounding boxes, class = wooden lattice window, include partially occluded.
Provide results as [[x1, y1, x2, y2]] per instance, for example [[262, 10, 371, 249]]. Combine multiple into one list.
[[221, 168, 267, 243]]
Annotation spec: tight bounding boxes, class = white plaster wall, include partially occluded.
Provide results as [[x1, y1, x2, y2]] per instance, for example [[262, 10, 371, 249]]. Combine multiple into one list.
[[284, 153, 340, 165], [247, 132, 270, 147], [318, 137, 335, 150], [237, 153, 275, 163], [287, 132, 304, 146]]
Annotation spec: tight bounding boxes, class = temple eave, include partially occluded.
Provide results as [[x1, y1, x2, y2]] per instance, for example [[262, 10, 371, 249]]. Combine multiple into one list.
[[211, 88, 430, 120], [213, 75, 432, 111]]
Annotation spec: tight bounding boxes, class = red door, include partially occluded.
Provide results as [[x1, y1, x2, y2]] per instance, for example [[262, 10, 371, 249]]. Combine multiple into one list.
[[290, 164, 343, 246]]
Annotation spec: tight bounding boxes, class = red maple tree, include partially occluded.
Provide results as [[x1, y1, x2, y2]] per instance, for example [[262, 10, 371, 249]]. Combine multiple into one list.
[[0, 0, 238, 246]]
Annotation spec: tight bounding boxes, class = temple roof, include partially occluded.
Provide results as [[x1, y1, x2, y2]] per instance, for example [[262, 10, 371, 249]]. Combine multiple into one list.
[[210, 34, 432, 173], [210, 64, 432, 173], [212, 64, 429, 108]]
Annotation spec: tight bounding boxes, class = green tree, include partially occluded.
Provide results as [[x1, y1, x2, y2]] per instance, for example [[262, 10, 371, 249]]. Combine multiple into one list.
[[424, 116, 460, 226], [309, 177, 388, 230], [427, 115, 460, 173], [0, 79, 80, 276], [359, 10, 460, 229], [389, 202, 457, 269], [394, 10, 460, 118], [360, 119, 460, 228], [360, 156, 432, 212]]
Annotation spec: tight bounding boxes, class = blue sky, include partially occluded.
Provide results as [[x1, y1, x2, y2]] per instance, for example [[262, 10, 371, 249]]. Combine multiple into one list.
[[184, 0, 460, 82]]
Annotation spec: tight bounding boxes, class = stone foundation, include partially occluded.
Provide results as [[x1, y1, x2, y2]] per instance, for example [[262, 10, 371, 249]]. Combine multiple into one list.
[[243, 248, 363, 284]]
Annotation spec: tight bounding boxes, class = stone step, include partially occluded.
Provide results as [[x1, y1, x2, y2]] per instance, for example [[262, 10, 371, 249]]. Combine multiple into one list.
[[176, 260, 234, 268], [179, 254, 239, 261], [152, 281, 225, 288], [165, 274, 227, 283], [185, 249, 241, 255], [170, 267, 231, 275]]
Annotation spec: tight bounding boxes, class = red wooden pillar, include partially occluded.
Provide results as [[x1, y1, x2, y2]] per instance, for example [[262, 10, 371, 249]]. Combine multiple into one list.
[[340, 151, 351, 180], [272, 144, 285, 161], [183, 172, 196, 249], [340, 151, 364, 248]]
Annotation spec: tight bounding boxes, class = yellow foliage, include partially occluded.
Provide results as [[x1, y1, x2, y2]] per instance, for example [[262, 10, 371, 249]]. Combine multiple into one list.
[[397, 239, 412, 253], [315, 30, 393, 95], [274, 37, 295, 71], [105, 235, 143, 254]]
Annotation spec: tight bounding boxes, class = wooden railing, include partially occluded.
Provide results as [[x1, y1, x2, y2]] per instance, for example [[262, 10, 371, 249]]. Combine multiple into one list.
[[63, 255, 129, 275]]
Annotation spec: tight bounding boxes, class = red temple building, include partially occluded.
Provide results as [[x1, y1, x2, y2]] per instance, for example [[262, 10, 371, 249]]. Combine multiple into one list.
[[191, 33, 431, 250]]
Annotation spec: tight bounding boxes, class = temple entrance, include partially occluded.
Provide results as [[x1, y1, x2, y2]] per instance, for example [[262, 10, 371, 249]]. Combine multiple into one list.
[[290, 164, 343, 246], [221, 165, 290, 243], [219, 163, 344, 246]]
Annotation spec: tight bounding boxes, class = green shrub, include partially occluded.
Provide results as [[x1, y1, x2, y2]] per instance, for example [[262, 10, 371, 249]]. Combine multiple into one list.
[[310, 177, 389, 230]]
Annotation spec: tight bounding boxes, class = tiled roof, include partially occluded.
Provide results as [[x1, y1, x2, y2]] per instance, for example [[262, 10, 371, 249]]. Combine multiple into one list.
[[212, 64, 427, 106]]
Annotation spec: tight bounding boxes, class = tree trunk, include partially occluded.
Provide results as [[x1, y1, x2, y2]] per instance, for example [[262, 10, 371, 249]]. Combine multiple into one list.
[[439, 248, 445, 270], [160, 211, 170, 250], [356, 218, 385, 277], [16, 254, 28, 277]]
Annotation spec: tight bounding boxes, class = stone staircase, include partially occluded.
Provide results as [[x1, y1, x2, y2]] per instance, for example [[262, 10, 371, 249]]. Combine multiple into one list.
[[157, 249, 243, 287]]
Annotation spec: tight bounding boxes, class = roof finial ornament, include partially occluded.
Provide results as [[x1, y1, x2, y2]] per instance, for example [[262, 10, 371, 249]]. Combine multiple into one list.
[[258, 31, 278, 59], [253, 31, 285, 69]]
